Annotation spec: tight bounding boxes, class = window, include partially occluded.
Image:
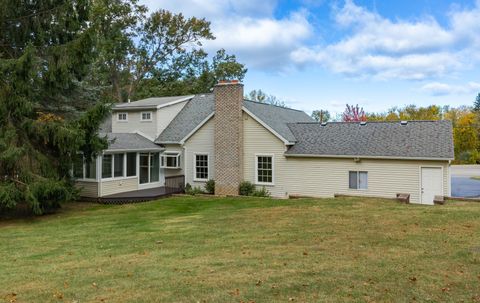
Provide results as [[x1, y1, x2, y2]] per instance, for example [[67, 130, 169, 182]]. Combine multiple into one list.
[[117, 112, 128, 121], [141, 112, 152, 121], [349, 171, 368, 190], [194, 154, 209, 181], [126, 152, 137, 177], [102, 154, 113, 178], [114, 154, 124, 177], [256, 155, 273, 184], [73, 154, 97, 180], [160, 152, 181, 169], [140, 152, 160, 184]]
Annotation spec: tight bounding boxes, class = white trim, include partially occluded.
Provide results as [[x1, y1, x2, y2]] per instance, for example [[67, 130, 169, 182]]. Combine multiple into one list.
[[116, 112, 128, 122], [105, 148, 163, 153], [284, 153, 454, 161], [160, 151, 181, 169], [255, 153, 275, 186], [140, 111, 153, 122], [419, 165, 444, 205], [112, 96, 194, 111], [242, 107, 292, 145], [133, 130, 155, 142], [156, 95, 194, 109], [193, 152, 209, 182], [348, 171, 368, 191], [179, 112, 215, 144]]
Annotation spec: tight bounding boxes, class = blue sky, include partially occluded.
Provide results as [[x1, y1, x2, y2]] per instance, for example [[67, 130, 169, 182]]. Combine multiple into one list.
[[140, 0, 480, 115]]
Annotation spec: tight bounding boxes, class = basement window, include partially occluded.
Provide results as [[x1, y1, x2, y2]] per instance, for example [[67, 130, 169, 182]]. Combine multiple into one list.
[[349, 171, 368, 190], [160, 152, 181, 169]]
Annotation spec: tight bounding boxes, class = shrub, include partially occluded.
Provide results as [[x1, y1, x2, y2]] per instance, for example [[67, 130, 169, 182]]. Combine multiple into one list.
[[27, 180, 73, 214], [252, 186, 271, 197], [239, 181, 255, 196], [185, 183, 205, 195], [205, 179, 215, 194]]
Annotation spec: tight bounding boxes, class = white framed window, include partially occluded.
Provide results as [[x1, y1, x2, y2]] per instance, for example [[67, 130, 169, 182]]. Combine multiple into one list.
[[73, 154, 97, 180], [160, 152, 181, 169], [194, 153, 209, 181], [349, 171, 368, 190], [141, 111, 152, 121], [255, 154, 274, 185], [117, 112, 128, 122], [140, 152, 160, 184]]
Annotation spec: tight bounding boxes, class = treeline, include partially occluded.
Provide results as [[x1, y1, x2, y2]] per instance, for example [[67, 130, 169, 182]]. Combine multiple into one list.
[[0, 0, 246, 215]]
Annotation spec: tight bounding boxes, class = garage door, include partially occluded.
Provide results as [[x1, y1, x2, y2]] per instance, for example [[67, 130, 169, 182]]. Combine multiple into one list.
[[421, 167, 443, 205]]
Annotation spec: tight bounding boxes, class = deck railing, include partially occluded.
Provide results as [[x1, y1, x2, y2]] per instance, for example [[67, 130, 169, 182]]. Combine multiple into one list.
[[165, 175, 185, 194]]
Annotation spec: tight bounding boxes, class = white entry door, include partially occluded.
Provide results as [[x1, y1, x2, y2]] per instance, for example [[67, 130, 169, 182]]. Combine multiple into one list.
[[421, 167, 443, 205]]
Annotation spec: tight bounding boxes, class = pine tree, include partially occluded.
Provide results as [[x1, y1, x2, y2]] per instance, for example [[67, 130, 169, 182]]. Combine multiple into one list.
[[473, 93, 480, 112], [0, 1, 108, 214]]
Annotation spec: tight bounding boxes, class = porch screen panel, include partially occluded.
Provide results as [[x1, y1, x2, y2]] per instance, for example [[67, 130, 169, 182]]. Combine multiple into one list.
[[126, 153, 136, 177], [140, 153, 149, 184], [102, 155, 112, 178], [150, 152, 160, 182]]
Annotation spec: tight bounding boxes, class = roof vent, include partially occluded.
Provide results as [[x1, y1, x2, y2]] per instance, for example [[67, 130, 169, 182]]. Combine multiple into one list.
[[401, 121, 408, 125], [360, 121, 367, 126], [321, 122, 327, 126]]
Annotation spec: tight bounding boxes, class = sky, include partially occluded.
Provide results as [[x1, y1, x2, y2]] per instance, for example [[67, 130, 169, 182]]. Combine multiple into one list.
[[139, 0, 480, 115]]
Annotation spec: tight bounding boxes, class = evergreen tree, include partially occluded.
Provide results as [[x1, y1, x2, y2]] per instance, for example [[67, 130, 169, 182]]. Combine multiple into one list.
[[0, 0, 109, 214], [474, 93, 480, 112]]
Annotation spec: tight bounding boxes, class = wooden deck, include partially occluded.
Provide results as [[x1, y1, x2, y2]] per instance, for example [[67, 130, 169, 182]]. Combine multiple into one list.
[[82, 175, 185, 204], [97, 186, 183, 204]]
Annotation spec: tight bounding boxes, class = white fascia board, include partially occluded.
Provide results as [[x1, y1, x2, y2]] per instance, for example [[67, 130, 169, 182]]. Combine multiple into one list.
[[284, 153, 453, 161]]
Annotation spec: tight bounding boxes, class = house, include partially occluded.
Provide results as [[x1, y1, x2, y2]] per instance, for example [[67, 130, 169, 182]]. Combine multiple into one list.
[[74, 80, 454, 205]]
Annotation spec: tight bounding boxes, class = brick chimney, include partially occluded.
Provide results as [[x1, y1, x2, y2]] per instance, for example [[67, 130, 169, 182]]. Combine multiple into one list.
[[214, 80, 244, 196]]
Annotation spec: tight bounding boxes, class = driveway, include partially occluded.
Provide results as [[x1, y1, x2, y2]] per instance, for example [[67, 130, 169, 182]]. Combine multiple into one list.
[[451, 165, 480, 198]]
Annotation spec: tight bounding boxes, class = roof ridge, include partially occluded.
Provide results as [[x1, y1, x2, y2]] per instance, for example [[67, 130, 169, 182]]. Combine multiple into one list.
[[291, 120, 450, 124], [243, 99, 305, 112]]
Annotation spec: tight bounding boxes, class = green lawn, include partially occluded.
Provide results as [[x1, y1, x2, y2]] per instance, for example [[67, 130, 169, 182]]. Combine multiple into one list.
[[1, 196, 479, 303]]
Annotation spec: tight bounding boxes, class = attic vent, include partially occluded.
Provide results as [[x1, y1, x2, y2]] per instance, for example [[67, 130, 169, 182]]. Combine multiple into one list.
[[401, 121, 408, 125], [360, 121, 367, 126], [321, 122, 328, 126]]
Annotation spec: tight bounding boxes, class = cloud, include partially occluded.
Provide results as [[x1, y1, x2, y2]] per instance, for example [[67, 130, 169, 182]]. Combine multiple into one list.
[[421, 82, 480, 96], [292, 0, 480, 80], [139, 0, 312, 71]]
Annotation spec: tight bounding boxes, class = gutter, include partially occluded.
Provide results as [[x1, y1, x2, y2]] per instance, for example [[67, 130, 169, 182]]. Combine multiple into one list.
[[284, 153, 454, 161]]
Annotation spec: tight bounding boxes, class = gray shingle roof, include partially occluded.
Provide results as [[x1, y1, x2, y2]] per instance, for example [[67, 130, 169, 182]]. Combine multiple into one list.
[[243, 100, 314, 142], [100, 133, 163, 151], [155, 94, 314, 144], [113, 95, 194, 110], [285, 121, 454, 159]]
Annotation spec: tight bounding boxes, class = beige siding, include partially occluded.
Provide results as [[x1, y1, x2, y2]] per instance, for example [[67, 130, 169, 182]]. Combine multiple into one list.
[[111, 101, 187, 141], [184, 117, 215, 188], [156, 101, 188, 135], [163, 144, 184, 177], [111, 111, 157, 140], [101, 177, 138, 196], [243, 111, 450, 202], [243, 112, 288, 198], [75, 181, 98, 198]]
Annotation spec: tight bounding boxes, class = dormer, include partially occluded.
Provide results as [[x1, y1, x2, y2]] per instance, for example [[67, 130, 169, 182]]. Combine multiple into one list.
[[111, 95, 193, 140]]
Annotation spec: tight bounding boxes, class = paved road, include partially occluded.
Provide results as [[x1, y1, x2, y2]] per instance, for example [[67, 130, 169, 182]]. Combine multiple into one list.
[[451, 165, 480, 198]]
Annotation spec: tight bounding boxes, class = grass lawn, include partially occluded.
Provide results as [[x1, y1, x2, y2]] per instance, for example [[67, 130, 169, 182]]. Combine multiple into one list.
[[1, 196, 479, 303]]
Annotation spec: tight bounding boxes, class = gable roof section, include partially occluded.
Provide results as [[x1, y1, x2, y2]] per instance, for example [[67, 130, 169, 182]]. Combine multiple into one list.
[[242, 100, 314, 143], [155, 94, 215, 144], [285, 121, 454, 160], [113, 95, 194, 110], [155, 94, 314, 144], [100, 133, 163, 152]]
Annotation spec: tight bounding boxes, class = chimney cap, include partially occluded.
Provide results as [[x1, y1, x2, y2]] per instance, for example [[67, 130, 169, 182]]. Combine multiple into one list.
[[216, 79, 242, 85]]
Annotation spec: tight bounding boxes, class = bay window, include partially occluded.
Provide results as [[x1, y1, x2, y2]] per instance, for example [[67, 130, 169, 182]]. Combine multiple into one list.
[[160, 152, 181, 169]]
